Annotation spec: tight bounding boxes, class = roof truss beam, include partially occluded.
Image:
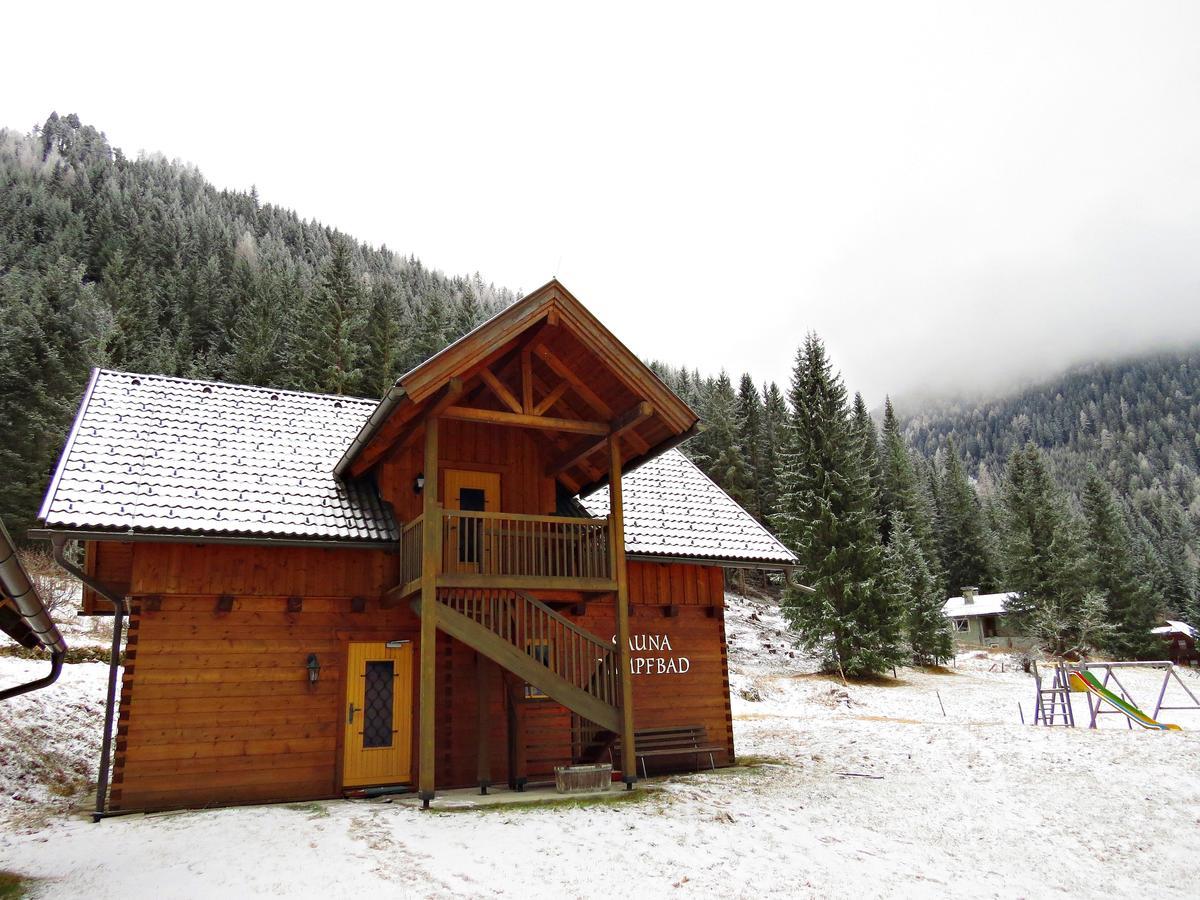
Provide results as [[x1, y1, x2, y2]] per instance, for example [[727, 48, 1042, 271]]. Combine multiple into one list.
[[547, 402, 654, 476], [441, 405, 609, 435]]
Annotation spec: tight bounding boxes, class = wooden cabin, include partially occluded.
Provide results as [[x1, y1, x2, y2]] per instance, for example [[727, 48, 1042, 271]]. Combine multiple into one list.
[[36, 280, 797, 813]]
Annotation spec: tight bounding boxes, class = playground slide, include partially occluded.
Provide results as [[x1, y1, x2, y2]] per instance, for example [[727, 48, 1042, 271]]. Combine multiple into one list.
[[1068, 671, 1182, 731]]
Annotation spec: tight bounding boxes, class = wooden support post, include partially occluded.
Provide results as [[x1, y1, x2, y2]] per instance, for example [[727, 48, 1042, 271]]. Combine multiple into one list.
[[476, 654, 492, 794], [418, 419, 441, 808], [609, 434, 637, 789]]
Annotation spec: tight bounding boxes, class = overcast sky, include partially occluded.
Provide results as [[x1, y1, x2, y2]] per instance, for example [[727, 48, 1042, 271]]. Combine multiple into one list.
[[6, 1, 1200, 406]]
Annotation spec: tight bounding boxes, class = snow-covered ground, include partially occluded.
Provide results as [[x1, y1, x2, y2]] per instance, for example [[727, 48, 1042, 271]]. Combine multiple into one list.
[[2, 594, 1199, 899]]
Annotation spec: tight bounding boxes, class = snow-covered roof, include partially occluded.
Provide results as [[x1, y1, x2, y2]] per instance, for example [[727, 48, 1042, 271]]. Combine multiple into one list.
[[942, 592, 1017, 618], [579, 449, 797, 566], [1151, 620, 1197, 638], [38, 370, 399, 543], [39, 370, 793, 566]]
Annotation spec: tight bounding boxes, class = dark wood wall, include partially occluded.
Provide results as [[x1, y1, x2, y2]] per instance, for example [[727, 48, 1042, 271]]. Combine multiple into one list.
[[98, 543, 734, 812], [376, 418, 557, 523]]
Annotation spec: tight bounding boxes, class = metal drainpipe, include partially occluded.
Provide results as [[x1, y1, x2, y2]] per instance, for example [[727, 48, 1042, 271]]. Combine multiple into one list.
[[50, 534, 127, 822], [0, 521, 68, 700]]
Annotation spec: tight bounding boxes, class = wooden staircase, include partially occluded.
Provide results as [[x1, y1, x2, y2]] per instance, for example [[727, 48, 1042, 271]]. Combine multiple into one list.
[[413, 589, 622, 736]]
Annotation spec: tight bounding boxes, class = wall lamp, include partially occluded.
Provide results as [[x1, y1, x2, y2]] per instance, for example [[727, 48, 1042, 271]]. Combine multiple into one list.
[[306, 653, 321, 685], [413, 473, 425, 494]]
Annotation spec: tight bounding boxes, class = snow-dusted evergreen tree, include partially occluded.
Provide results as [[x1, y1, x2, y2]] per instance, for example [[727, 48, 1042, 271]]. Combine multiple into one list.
[[776, 333, 905, 677], [759, 381, 788, 523], [878, 399, 943, 583], [297, 240, 366, 395], [938, 438, 997, 593], [1081, 474, 1161, 659], [735, 374, 765, 520], [884, 513, 952, 664], [1000, 444, 1106, 655], [702, 371, 752, 506]]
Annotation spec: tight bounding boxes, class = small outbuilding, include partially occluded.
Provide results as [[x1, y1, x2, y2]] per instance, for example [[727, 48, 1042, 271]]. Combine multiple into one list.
[[942, 587, 1032, 651], [1151, 620, 1198, 666]]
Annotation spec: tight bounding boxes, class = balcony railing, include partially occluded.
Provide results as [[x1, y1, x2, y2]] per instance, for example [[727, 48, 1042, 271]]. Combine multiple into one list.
[[393, 510, 614, 597], [443, 510, 612, 583]]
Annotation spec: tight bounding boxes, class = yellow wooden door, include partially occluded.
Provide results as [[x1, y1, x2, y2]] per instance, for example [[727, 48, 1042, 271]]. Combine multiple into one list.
[[342, 641, 413, 788], [444, 469, 500, 574]]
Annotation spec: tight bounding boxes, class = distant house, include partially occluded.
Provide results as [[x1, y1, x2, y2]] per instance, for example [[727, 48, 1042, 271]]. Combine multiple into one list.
[[1151, 620, 1198, 666], [942, 587, 1032, 651]]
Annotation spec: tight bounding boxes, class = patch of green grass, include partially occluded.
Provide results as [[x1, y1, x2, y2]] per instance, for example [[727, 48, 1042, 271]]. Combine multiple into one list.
[[0, 871, 32, 900], [734, 754, 790, 768], [441, 787, 654, 815]]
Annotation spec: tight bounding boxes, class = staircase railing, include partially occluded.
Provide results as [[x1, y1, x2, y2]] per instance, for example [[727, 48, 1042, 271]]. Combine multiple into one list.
[[437, 589, 621, 713]]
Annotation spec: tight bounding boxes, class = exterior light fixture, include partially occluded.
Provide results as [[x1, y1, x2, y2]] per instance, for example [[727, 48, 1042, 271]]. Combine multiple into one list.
[[413, 473, 425, 494], [306, 653, 321, 685]]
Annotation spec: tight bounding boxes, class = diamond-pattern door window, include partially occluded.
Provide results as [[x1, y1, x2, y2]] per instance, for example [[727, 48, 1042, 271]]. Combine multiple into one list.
[[362, 660, 395, 748]]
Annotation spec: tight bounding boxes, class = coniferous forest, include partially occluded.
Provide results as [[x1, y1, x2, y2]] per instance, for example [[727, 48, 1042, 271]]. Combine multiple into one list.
[[4, 113, 1198, 672], [0, 114, 516, 540]]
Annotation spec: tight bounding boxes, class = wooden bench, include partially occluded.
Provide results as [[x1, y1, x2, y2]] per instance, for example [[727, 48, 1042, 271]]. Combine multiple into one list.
[[611, 725, 724, 779]]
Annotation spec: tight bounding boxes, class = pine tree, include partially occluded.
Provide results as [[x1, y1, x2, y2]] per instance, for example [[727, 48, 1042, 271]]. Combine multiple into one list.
[[735, 374, 764, 520], [297, 240, 365, 395], [363, 280, 401, 398], [878, 399, 943, 581], [885, 513, 952, 664], [759, 381, 788, 522], [1000, 444, 1105, 655], [703, 371, 751, 506], [776, 333, 905, 677], [938, 438, 997, 594], [1081, 473, 1161, 659]]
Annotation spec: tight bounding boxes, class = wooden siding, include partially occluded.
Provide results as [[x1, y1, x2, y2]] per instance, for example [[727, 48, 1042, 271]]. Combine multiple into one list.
[[111, 546, 733, 811], [81, 540, 133, 615]]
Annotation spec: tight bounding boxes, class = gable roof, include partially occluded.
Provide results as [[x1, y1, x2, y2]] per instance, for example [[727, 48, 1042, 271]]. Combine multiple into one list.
[[942, 592, 1016, 618], [334, 279, 700, 494], [38, 369, 398, 544], [579, 449, 797, 567]]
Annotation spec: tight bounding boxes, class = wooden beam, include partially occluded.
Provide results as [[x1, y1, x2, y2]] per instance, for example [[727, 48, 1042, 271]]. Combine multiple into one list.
[[351, 378, 464, 477], [476, 655, 493, 793], [437, 573, 618, 592], [442, 405, 608, 436], [521, 349, 534, 413], [533, 344, 614, 419], [479, 368, 522, 415], [533, 381, 570, 417], [609, 435, 637, 787], [547, 402, 654, 477], [417, 418, 441, 807]]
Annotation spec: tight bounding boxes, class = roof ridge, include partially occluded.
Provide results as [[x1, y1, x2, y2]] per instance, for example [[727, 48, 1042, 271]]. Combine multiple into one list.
[[96, 369, 381, 406]]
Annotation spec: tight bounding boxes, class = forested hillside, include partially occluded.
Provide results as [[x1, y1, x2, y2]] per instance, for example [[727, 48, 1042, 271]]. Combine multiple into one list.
[[0, 113, 516, 538]]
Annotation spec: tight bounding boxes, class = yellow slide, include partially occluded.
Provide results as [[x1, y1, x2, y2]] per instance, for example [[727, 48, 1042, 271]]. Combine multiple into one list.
[[1068, 671, 1182, 731]]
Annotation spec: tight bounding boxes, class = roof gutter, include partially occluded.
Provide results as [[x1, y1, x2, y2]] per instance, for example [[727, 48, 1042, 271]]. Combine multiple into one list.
[[48, 533, 127, 822], [0, 520, 68, 701], [333, 383, 408, 478], [30, 529, 396, 552]]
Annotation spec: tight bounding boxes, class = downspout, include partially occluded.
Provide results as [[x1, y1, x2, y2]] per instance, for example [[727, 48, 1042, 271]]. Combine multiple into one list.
[[49, 534, 127, 822], [0, 521, 67, 701]]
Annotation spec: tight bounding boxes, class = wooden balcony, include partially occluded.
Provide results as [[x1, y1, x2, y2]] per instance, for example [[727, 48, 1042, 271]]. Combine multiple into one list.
[[389, 510, 616, 602]]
